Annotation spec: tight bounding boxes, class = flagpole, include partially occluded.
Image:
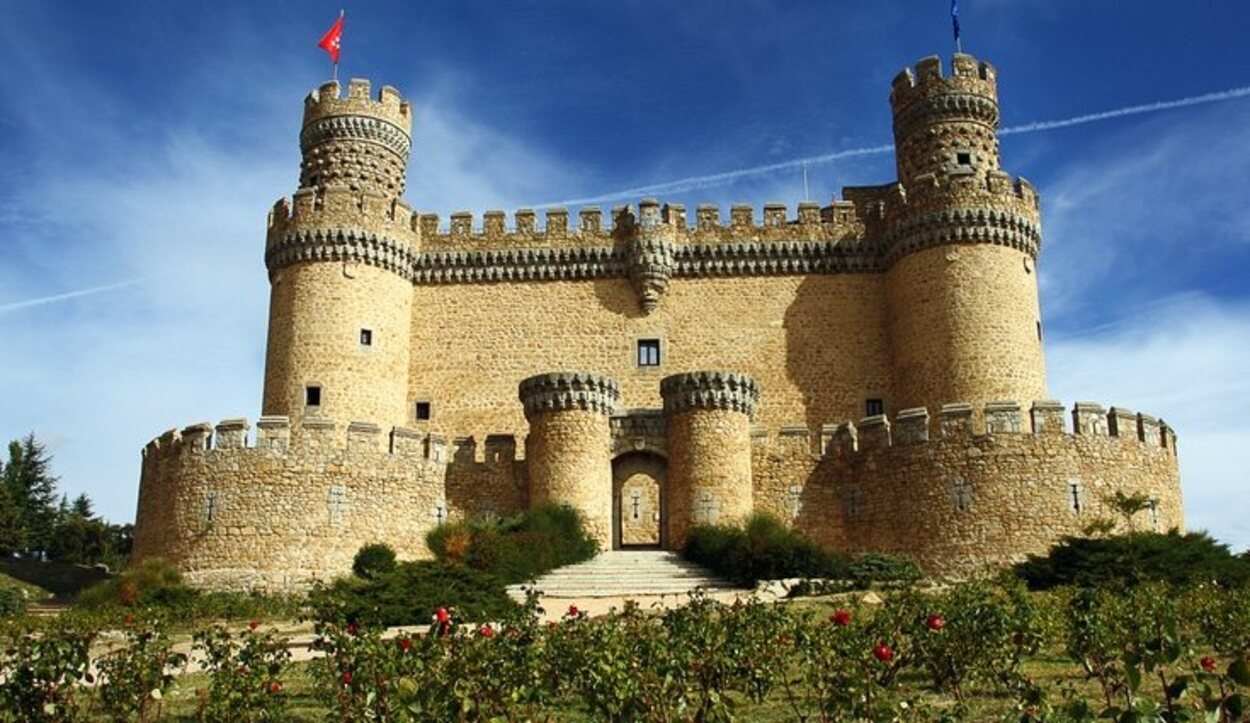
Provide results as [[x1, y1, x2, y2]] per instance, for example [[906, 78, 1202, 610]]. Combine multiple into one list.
[[334, 9, 343, 81]]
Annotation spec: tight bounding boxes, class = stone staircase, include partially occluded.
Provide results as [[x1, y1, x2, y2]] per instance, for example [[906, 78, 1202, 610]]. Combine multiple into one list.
[[508, 550, 741, 600]]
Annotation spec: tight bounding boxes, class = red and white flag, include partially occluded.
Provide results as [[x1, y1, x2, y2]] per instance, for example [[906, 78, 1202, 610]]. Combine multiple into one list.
[[318, 11, 344, 65]]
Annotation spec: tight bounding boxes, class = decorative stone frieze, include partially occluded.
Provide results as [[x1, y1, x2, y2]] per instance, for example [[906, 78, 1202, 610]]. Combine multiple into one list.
[[660, 371, 760, 419], [299, 114, 412, 159], [265, 228, 417, 281], [884, 207, 1040, 264], [518, 372, 620, 418]]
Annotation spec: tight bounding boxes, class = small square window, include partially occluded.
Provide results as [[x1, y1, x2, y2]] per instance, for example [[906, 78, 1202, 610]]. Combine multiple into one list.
[[415, 402, 431, 421], [637, 339, 661, 367], [305, 386, 322, 407], [956, 152, 973, 166], [360, 328, 373, 346], [865, 398, 884, 417]]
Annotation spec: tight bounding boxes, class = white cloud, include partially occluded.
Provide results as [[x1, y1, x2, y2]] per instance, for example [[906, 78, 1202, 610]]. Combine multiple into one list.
[[1048, 294, 1250, 552], [1038, 103, 1250, 320]]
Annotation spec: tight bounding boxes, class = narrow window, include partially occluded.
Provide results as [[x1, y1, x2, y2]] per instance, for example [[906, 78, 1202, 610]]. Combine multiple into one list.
[[1149, 499, 1160, 528], [865, 398, 885, 417], [359, 328, 373, 346], [1036, 320, 1043, 341], [305, 385, 322, 407], [953, 478, 973, 513], [637, 339, 661, 367], [1068, 481, 1084, 514], [415, 401, 431, 421]]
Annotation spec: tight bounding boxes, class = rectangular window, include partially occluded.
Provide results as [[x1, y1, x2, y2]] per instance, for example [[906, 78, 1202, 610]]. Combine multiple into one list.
[[637, 339, 661, 367], [360, 328, 373, 346], [305, 385, 322, 407], [865, 398, 884, 417], [415, 401, 431, 421], [956, 151, 973, 166]]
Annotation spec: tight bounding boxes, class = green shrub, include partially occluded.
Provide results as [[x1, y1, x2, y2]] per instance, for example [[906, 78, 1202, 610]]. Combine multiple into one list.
[[0, 585, 26, 618], [352, 543, 397, 579], [193, 624, 292, 721], [76, 557, 185, 609], [683, 512, 848, 586], [847, 553, 923, 588], [96, 619, 187, 721], [308, 561, 518, 626], [0, 621, 96, 721], [1015, 530, 1250, 590], [425, 504, 597, 584]]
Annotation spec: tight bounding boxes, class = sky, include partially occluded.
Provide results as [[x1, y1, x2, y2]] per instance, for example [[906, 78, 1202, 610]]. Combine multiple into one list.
[[0, 1, 1247, 550]]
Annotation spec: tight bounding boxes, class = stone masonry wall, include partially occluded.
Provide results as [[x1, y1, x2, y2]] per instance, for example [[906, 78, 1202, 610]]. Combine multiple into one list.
[[134, 418, 460, 592], [410, 271, 893, 442], [751, 401, 1183, 577], [523, 409, 613, 547], [662, 372, 759, 549], [886, 244, 1046, 413]]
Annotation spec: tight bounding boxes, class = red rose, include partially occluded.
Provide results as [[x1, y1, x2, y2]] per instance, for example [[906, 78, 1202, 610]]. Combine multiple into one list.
[[123, 613, 134, 627], [341, 671, 353, 685], [435, 607, 451, 624], [873, 644, 894, 663], [1201, 656, 1218, 673], [778, 634, 791, 645], [249, 619, 261, 631], [479, 625, 495, 638], [398, 637, 412, 652], [830, 610, 852, 627], [346, 622, 359, 636], [926, 615, 946, 631], [268, 681, 282, 694], [567, 605, 580, 618]]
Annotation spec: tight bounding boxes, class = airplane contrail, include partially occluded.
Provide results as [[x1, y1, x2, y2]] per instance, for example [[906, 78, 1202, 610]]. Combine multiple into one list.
[[0, 279, 142, 314], [538, 85, 1250, 208]]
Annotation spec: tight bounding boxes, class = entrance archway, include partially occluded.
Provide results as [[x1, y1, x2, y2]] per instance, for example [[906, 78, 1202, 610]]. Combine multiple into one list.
[[612, 452, 666, 550]]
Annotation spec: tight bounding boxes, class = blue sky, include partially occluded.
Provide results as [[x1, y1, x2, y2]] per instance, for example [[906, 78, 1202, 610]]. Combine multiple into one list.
[[1, 1, 1248, 549]]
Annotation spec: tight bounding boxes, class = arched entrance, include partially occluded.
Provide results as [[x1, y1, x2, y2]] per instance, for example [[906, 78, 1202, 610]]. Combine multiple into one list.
[[612, 452, 666, 550]]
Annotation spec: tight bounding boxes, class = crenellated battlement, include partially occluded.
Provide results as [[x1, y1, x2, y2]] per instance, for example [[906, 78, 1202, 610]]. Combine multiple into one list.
[[302, 78, 411, 135], [753, 400, 1177, 459], [137, 415, 516, 466], [417, 199, 867, 253], [890, 54, 998, 122], [267, 186, 419, 238]]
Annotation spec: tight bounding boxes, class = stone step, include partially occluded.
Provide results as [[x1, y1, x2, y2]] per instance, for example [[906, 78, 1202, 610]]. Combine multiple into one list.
[[510, 551, 741, 599]]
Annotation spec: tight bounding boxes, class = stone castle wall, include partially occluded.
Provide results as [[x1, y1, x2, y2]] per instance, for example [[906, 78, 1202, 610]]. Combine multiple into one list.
[[132, 417, 516, 591], [132, 55, 1189, 590], [751, 401, 1182, 577]]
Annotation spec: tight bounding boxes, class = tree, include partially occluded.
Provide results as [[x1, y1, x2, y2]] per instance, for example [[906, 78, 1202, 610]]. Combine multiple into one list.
[[2, 435, 60, 557], [70, 493, 94, 520], [1107, 491, 1153, 534], [0, 483, 24, 555]]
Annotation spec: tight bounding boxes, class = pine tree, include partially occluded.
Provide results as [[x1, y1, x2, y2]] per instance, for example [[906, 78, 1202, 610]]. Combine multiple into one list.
[[70, 493, 95, 520], [2, 435, 60, 558], [0, 482, 24, 555]]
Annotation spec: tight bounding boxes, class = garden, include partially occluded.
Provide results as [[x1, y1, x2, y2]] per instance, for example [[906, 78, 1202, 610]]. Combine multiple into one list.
[[1, 511, 1248, 721]]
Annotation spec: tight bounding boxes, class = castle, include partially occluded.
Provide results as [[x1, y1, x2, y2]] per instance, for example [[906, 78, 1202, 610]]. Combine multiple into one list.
[[132, 53, 1183, 591]]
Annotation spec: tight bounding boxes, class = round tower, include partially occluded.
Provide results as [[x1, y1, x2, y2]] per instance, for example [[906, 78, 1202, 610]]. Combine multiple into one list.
[[661, 372, 758, 549], [261, 78, 418, 428], [884, 54, 1046, 413], [519, 372, 620, 548]]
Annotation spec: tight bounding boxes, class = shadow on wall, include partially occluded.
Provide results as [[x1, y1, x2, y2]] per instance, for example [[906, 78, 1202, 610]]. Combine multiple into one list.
[[784, 274, 894, 437]]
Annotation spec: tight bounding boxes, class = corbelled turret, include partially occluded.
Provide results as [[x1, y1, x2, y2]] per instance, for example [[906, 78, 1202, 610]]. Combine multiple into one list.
[[298, 78, 412, 198]]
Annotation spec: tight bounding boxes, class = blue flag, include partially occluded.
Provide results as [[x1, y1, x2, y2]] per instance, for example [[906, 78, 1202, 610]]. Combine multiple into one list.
[[951, 0, 961, 44]]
